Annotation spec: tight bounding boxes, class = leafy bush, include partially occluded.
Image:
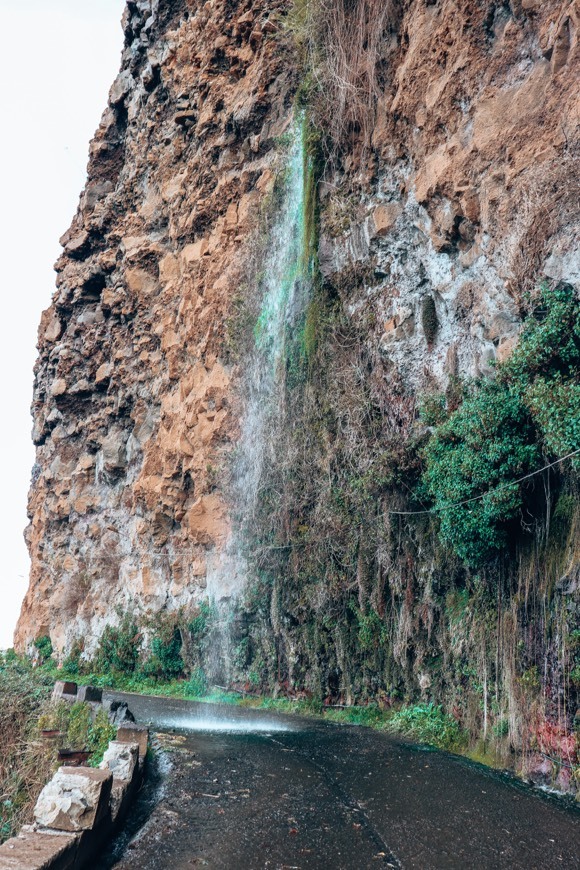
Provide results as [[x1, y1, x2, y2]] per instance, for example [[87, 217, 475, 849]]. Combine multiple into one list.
[[143, 624, 184, 680], [95, 615, 142, 675], [421, 284, 580, 565], [421, 381, 538, 565], [500, 283, 580, 460], [65, 702, 92, 749], [388, 703, 466, 751], [188, 601, 212, 640], [61, 639, 84, 676], [33, 636, 53, 664], [185, 668, 208, 697], [355, 606, 387, 652], [87, 709, 116, 767]]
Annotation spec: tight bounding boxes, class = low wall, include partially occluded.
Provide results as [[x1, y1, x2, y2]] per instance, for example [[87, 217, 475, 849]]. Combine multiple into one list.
[[0, 687, 149, 870]]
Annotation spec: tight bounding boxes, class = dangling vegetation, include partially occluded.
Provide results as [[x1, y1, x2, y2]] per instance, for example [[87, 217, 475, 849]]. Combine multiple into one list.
[[0, 652, 115, 845], [289, 0, 399, 153], [421, 283, 580, 565]]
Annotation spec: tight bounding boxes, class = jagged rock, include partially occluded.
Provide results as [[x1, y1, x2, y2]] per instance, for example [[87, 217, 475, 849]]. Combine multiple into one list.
[[34, 767, 112, 832], [369, 203, 402, 238], [109, 70, 135, 105], [100, 741, 139, 783], [107, 700, 136, 727]]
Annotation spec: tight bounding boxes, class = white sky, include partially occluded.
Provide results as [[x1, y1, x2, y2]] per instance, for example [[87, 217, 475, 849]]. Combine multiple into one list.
[[0, 0, 126, 648]]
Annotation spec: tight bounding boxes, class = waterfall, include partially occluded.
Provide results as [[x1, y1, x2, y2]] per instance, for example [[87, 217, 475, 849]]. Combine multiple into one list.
[[205, 116, 312, 681]]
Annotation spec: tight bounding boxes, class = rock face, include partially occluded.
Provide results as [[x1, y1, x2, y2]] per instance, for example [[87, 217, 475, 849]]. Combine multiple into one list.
[[16, 0, 294, 652], [15, 0, 579, 730], [319, 0, 579, 392]]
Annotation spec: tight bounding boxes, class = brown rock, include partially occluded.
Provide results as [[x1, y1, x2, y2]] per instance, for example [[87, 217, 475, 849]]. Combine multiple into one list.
[[369, 203, 402, 238]]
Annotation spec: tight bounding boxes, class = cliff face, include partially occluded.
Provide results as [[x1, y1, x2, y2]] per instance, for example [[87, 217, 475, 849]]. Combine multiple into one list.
[[16, 0, 579, 785], [17, 0, 295, 651]]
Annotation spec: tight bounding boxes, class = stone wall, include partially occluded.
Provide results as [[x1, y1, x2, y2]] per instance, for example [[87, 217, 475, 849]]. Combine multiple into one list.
[[0, 719, 148, 870]]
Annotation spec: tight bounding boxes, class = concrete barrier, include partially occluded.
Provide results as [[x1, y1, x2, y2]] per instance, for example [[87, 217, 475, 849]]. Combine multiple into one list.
[[0, 688, 150, 870]]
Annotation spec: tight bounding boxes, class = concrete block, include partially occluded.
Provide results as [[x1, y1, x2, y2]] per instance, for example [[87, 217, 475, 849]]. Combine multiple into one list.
[[116, 723, 148, 759], [109, 779, 131, 825], [100, 742, 139, 783], [34, 767, 112, 833], [76, 685, 102, 704], [51, 682, 77, 703], [0, 830, 79, 870]]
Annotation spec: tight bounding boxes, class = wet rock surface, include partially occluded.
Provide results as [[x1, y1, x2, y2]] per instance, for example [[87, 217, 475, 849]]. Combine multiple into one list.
[[16, 0, 579, 658], [102, 694, 580, 870]]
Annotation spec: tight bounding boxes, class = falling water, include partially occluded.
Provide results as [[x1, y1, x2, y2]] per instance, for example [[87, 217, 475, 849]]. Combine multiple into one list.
[[205, 116, 312, 680]]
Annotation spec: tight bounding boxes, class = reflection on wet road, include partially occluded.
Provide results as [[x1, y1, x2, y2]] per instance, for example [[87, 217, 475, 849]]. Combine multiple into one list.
[[101, 693, 579, 870]]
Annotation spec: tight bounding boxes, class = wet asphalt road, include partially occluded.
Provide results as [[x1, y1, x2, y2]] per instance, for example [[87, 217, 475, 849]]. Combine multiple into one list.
[[101, 693, 579, 870]]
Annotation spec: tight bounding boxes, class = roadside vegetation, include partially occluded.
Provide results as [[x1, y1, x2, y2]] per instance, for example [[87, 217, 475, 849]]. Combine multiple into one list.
[[0, 652, 115, 844]]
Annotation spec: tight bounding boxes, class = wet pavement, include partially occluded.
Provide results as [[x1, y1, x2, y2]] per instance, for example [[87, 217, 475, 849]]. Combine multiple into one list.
[[100, 693, 579, 870]]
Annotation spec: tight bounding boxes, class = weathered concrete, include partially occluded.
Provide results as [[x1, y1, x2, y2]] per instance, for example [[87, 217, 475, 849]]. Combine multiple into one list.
[[51, 683, 77, 704], [34, 768, 112, 833], [116, 724, 148, 760], [0, 830, 79, 870], [76, 686, 102, 704]]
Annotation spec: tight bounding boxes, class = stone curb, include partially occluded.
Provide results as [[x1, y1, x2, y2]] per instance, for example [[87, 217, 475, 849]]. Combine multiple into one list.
[[0, 690, 149, 870]]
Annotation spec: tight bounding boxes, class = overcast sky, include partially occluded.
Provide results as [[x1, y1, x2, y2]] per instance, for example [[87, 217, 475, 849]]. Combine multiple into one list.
[[0, 0, 126, 648]]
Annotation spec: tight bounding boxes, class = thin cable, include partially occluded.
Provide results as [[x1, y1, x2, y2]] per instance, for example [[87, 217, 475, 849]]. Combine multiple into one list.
[[384, 448, 580, 517]]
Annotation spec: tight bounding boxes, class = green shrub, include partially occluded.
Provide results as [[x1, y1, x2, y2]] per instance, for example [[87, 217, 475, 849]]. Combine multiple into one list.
[[188, 601, 212, 640], [96, 616, 142, 675], [33, 636, 53, 664], [421, 283, 580, 566], [143, 625, 184, 680], [355, 606, 387, 652], [388, 703, 466, 751], [66, 702, 92, 749], [418, 392, 447, 427], [185, 668, 208, 697], [421, 380, 538, 565], [500, 282, 580, 460], [87, 709, 116, 766], [61, 639, 84, 676]]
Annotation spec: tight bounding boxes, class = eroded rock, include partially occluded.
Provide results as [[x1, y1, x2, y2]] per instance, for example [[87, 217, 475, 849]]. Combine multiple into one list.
[[34, 767, 112, 832]]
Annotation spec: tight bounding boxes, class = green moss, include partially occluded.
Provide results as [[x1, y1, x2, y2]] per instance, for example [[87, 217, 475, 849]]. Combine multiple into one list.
[[421, 295, 438, 346]]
